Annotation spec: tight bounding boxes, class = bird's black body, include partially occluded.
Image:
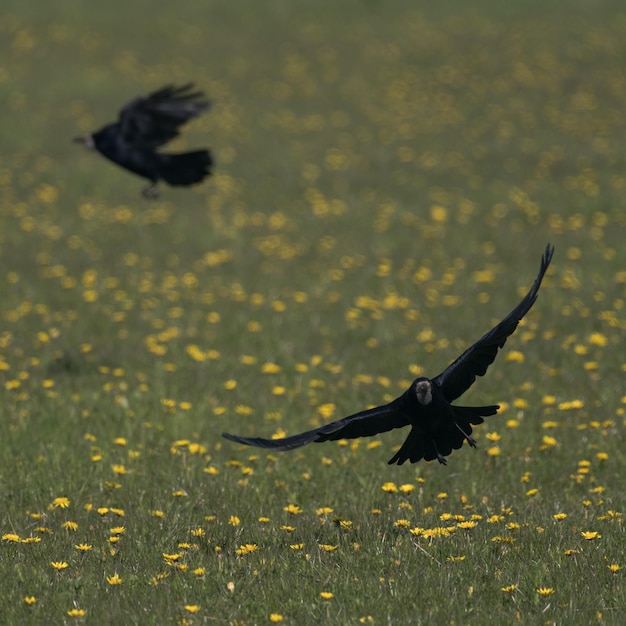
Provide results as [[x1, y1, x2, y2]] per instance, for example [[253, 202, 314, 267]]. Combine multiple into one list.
[[223, 245, 555, 465], [75, 84, 212, 197]]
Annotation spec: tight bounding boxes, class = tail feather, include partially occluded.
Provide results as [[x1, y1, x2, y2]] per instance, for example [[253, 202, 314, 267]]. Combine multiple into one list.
[[158, 150, 213, 186], [388, 405, 499, 466]]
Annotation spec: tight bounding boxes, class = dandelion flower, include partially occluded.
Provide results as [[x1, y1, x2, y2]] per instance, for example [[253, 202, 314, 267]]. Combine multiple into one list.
[[536, 587, 554, 596], [382, 482, 398, 493], [581, 531, 601, 540], [67, 609, 86, 617], [284, 504, 302, 515], [184, 605, 201, 613], [608, 564, 620, 573], [50, 561, 69, 570], [24, 596, 37, 605], [270, 614, 284, 623], [75, 544, 93, 552], [320, 591, 334, 600], [106, 573, 123, 585]]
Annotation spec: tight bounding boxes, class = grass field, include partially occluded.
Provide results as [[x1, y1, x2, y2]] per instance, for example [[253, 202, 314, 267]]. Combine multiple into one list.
[[1, 1, 625, 624]]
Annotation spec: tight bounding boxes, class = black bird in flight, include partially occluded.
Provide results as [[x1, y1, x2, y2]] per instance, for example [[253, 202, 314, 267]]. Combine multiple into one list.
[[74, 83, 213, 198], [223, 245, 555, 465]]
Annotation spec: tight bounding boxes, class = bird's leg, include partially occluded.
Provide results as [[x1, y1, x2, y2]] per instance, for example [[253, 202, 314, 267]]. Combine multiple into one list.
[[454, 422, 477, 447], [142, 183, 159, 199], [432, 440, 448, 465]]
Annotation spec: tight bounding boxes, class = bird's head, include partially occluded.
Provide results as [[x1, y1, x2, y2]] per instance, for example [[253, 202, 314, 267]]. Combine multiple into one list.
[[73, 135, 95, 149], [413, 378, 433, 406]]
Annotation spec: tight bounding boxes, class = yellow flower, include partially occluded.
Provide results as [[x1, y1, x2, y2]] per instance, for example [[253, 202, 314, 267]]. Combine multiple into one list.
[[320, 591, 334, 600], [24, 596, 37, 605], [536, 587, 554, 596], [581, 531, 600, 540], [51, 561, 69, 570], [501, 585, 516, 593], [608, 564, 620, 573], [235, 544, 258, 555], [228, 515, 241, 526], [319, 544, 338, 552], [62, 521, 78, 531], [106, 573, 123, 585], [394, 519, 411, 528], [184, 605, 201, 613], [399, 484, 415, 493], [553, 513, 567, 521], [75, 544, 93, 552], [2, 533, 20, 542], [51, 497, 70, 509], [67, 609, 86, 617], [270, 614, 284, 623], [382, 482, 398, 493], [284, 504, 302, 515], [505, 350, 525, 363], [110, 526, 125, 535], [193, 568, 206, 576], [457, 521, 477, 529]]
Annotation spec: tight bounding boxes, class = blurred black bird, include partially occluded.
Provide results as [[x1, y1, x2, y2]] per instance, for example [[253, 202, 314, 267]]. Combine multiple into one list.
[[224, 245, 555, 465], [74, 83, 213, 198]]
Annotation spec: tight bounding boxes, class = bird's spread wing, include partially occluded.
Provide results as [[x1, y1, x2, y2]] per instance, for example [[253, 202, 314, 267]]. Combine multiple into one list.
[[432, 244, 554, 402], [118, 84, 209, 149], [223, 399, 410, 451]]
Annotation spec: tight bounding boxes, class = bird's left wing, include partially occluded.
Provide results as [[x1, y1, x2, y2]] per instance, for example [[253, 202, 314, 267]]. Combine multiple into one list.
[[432, 244, 554, 402], [223, 398, 410, 451], [118, 84, 209, 149]]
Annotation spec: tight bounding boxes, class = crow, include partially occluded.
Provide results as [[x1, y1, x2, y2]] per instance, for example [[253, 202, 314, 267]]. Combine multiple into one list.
[[74, 83, 213, 198], [223, 245, 555, 465]]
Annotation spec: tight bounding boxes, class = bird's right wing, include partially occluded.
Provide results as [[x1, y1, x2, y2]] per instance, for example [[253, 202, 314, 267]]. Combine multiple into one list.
[[432, 244, 554, 402], [118, 84, 210, 149], [223, 398, 410, 451]]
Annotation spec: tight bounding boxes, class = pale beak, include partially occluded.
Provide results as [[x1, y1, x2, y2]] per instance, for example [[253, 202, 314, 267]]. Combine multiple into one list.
[[73, 135, 95, 149]]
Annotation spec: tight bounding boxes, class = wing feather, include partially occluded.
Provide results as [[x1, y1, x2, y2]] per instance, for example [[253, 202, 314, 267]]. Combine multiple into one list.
[[433, 244, 554, 402], [223, 399, 410, 451], [118, 84, 210, 149]]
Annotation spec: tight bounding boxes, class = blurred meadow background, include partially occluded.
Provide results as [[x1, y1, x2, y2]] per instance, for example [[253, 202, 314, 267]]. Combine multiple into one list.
[[1, 0, 625, 623]]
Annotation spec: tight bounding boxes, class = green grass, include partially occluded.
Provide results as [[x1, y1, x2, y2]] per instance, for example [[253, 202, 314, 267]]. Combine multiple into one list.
[[1, 0, 626, 624]]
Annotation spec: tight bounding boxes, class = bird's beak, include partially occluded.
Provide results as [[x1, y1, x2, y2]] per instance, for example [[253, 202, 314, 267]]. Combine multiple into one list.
[[73, 135, 95, 149]]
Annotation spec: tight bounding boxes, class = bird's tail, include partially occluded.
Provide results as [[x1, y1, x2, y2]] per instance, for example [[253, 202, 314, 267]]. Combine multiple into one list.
[[157, 150, 213, 186]]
